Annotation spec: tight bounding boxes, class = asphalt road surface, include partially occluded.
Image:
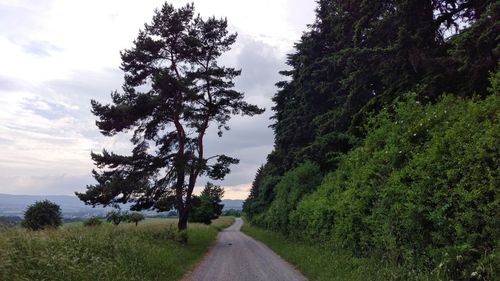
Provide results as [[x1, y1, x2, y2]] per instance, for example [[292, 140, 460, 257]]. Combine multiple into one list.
[[184, 218, 308, 281]]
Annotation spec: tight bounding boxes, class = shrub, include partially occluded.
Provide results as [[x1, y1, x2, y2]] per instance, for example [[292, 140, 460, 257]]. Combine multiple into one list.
[[243, 171, 281, 222], [263, 161, 322, 233], [83, 216, 102, 227], [289, 92, 499, 279], [106, 210, 126, 226], [125, 212, 145, 226], [22, 200, 62, 231], [189, 183, 224, 225]]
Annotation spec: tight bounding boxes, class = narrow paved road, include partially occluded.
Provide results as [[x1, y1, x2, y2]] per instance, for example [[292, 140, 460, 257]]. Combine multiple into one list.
[[184, 218, 307, 281]]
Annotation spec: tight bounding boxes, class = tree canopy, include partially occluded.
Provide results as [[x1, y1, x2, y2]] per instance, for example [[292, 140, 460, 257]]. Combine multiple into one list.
[[189, 182, 225, 224], [22, 200, 62, 231], [126, 212, 145, 226], [76, 2, 263, 230]]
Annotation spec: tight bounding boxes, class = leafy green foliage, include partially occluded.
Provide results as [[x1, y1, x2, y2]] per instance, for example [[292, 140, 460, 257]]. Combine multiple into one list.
[[125, 212, 145, 226], [252, 162, 322, 233], [21, 200, 62, 231], [189, 182, 224, 224], [266, 0, 499, 177], [243, 164, 281, 221], [242, 223, 438, 281], [83, 217, 102, 227], [291, 92, 499, 279], [106, 210, 126, 226], [246, 1, 499, 279], [250, 0, 498, 203]]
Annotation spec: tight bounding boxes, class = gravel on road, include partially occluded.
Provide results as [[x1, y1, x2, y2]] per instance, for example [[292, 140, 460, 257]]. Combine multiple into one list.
[[184, 218, 308, 281]]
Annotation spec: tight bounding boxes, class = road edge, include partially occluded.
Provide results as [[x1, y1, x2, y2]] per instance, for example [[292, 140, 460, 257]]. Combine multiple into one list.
[[178, 219, 238, 281]]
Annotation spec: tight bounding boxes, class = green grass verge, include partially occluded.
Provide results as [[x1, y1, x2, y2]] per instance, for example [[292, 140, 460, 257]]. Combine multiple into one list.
[[210, 216, 236, 231], [0, 216, 235, 281], [241, 223, 438, 281]]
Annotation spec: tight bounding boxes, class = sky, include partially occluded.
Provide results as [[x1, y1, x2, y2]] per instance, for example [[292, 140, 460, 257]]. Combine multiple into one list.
[[0, 0, 317, 199]]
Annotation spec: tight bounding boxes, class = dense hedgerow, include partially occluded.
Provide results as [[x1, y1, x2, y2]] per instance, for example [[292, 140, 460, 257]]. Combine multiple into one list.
[[290, 90, 499, 279], [255, 162, 322, 232], [247, 73, 499, 280]]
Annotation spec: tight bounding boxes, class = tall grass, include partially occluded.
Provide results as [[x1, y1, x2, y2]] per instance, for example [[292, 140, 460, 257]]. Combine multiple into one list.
[[0, 217, 234, 281], [241, 223, 439, 281]]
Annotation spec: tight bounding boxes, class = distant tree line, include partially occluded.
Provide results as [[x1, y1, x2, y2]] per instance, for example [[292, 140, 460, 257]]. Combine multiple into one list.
[[0, 216, 22, 228], [222, 209, 241, 217], [244, 0, 499, 280]]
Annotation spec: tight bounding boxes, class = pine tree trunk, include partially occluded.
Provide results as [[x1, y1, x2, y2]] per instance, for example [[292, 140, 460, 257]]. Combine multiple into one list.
[[178, 210, 188, 231]]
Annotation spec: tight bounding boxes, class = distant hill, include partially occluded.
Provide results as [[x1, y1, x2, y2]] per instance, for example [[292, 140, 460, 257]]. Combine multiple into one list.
[[0, 193, 117, 218], [221, 199, 244, 210], [0, 194, 243, 218]]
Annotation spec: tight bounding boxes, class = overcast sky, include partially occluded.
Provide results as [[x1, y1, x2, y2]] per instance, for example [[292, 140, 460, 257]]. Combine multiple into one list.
[[0, 0, 316, 199]]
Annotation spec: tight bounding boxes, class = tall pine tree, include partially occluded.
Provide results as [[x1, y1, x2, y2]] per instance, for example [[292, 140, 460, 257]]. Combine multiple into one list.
[[77, 2, 264, 230]]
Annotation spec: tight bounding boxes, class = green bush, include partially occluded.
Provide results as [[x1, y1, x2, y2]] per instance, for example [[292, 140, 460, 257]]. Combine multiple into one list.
[[106, 210, 126, 226], [189, 183, 224, 225], [243, 171, 281, 221], [83, 217, 102, 227], [260, 161, 322, 233], [288, 91, 499, 279], [22, 200, 62, 231], [125, 212, 145, 226]]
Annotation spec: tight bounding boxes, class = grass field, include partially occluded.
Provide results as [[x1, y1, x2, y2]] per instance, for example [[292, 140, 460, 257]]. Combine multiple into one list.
[[0, 216, 234, 281], [241, 223, 438, 281]]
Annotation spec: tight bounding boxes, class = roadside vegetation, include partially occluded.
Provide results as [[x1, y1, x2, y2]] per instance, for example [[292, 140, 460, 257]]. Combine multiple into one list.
[[0, 217, 235, 281], [242, 223, 439, 281], [244, 1, 499, 280], [245, 90, 499, 280]]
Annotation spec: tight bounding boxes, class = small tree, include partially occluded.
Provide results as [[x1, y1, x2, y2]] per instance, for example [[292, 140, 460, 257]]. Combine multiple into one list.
[[126, 212, 145, 226], [22, 200, 62, 230], [106, 210, 126, 226], [189, 182, 224, 224], [83, 216, 102, 227]]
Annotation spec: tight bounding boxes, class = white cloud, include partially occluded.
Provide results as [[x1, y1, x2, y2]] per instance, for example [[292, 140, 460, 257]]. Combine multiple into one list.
[[0, 0, 317, 197], [193, 183, 252, 200]]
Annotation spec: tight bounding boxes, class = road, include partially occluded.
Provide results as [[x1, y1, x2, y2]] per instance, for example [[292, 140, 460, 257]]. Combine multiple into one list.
[[184, 218, 308, 281]]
